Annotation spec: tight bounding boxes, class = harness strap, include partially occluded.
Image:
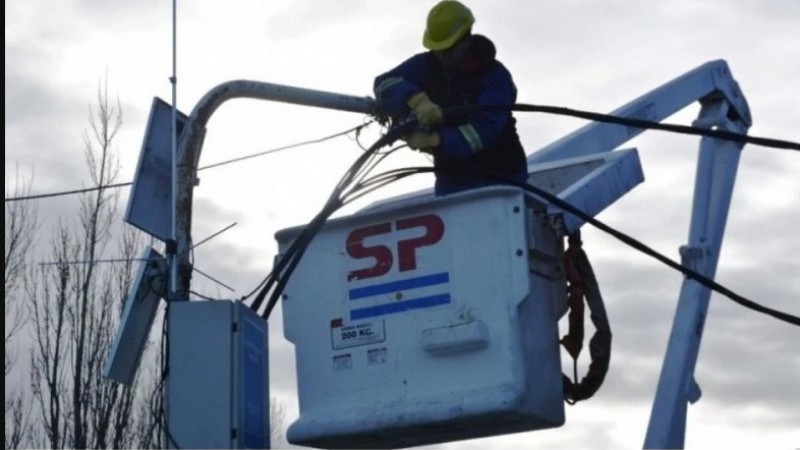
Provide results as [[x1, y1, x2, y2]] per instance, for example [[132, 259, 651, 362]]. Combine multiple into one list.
[[561, 231, 613, 404]]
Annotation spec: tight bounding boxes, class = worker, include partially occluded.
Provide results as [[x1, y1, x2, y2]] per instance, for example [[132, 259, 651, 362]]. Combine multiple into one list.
[[374, 0, 528, 196]]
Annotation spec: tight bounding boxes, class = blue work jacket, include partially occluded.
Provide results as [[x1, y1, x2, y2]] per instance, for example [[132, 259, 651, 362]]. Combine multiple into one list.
[[374, 35, 528, 195]]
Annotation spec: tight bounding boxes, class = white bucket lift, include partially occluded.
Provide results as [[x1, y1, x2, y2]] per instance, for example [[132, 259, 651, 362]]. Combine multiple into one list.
[[154, 59, 751, 449], [277, 149, 643, 448]]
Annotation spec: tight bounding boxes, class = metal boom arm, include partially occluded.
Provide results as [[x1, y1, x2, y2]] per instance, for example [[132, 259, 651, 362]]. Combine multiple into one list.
[[530, 60, 753, 448]]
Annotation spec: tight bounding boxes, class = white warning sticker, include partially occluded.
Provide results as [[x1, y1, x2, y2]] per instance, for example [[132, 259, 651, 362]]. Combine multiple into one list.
[[331, 319, 385, 350], [333, 354, 352, 372], [367, 347, 387, 365]]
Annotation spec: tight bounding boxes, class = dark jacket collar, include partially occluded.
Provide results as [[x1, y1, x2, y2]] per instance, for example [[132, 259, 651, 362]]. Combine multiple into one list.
[[425, 34, 497, 74], [459, 34, 496, 73]]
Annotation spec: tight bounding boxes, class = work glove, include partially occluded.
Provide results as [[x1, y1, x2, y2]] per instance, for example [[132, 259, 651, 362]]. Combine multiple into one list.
[[407, 92, 444, 126], [403, 131, 440, 152]]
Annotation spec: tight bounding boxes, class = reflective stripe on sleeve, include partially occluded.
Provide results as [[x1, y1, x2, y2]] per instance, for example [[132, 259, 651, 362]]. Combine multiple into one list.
[[458, 124, 484, 153]]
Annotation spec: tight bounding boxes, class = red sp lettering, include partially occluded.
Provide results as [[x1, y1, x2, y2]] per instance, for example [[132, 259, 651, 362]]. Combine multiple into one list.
[[346, 214, 445, 281], [396, 215, 445, 272], [346, 222, 392, 281]]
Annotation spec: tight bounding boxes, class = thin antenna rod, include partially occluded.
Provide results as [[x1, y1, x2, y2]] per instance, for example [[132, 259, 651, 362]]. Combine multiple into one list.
[[169, 0, 180, 301], [166, 2, 179, 450], [191, 222, 238, 250], [37, 219, 236, 268], [192, 267, 235, 293], [171, 0, 178, 160]]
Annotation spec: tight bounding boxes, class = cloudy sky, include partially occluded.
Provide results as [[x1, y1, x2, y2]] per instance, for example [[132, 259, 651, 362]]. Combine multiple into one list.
[[5, 0, 799, 448]]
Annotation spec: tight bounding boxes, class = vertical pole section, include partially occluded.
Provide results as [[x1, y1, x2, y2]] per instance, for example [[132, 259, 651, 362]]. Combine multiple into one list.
[[169, 0, 179, 302], [167, 1, 178, 448], [644, 99, 748, 448], [167, 81, 374, 449]]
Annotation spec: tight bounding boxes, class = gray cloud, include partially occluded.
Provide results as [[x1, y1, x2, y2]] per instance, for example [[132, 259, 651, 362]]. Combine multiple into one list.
[[5, 46, 68, 127]]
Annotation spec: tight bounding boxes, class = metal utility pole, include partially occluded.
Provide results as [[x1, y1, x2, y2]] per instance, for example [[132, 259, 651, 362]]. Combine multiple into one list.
[[163, 83, 374, 448]]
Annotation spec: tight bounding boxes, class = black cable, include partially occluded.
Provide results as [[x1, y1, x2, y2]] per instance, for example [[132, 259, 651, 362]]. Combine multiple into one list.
[[142, 276, 181, 449], [160, 301, 181, 449], [198, 122, 372, 171], [256, 172, 432, 320], [8, 103, 798, 203], [449, 103, 799, 325], [343, 166, 433, 204], [4, 181, 133, 202], [263, 167, 432, 317], [249, 120, 420, 318], [348, 116, 375, 152], [146, 302, 181, 449], [252, 164, 437, 316], [491, 174, 800, 327], [245, 170, 356, 310], [462, 104, 800, 151], [188, 290, 219, 301]]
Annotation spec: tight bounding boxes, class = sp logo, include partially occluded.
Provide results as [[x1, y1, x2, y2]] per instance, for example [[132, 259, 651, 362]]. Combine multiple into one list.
[[346, 214, 445, 281]]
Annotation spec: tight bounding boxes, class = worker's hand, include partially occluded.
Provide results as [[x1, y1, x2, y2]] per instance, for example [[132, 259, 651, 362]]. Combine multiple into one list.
[[407, 92, 444, 126], [403, 131, 440, 152]]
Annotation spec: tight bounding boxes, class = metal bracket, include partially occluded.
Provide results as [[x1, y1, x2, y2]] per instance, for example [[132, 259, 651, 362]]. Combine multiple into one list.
[[545, 213, 567, 239], [686, 376, 702, 404]]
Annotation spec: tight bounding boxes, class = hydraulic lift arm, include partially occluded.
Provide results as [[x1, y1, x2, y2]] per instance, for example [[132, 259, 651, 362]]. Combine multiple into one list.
[[528, 59, 753, 448]]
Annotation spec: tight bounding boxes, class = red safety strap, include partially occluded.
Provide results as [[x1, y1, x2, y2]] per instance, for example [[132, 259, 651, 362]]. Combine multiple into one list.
[[561, 231, 613, 404]]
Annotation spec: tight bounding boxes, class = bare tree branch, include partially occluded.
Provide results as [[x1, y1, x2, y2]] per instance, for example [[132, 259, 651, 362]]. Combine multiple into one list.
[[26, 78, 155, 450], [4, 395, 31, 449], [270, 397, 287, 448], [28, 228, 73, 449], [5, 165, 38, 377]]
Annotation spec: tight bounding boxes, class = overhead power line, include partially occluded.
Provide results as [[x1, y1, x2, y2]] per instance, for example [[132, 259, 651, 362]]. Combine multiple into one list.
[[4, 123, 371, 203], [197, 123, 371, 171], [5, 181, 134, 202], [6, 103, 798, 203], [507, 177, 800, 327], [503, 104, 800, 151]]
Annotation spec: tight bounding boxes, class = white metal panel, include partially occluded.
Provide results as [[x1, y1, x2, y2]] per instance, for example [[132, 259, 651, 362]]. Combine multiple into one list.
[[169, 301, 234, 449], [104, 246, 166, 385], [278, 186, 565, 448], [528, 149, 645, 233], [125, 97, 188, 241], [167, 300, 269, 449], [235, 303, 270, 449], [362, 150, 644, 237]]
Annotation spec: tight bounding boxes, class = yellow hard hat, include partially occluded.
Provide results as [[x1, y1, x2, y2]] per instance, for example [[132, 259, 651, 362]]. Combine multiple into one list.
[[423, 1, 475, 51]]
